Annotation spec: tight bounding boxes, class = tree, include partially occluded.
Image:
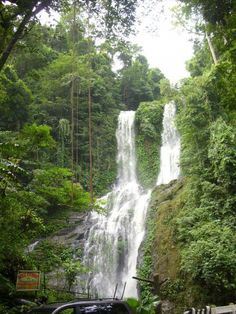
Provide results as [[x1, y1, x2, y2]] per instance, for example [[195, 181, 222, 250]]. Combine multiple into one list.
[[208, 118, 236, 189], [178, 0, 236, 26], [0, 65, 32, 130], [186, 40, 212, 77], [0, 0, 139, 71], [135, 100, 164, 188], [0, 0, 59, 71], [171, 1, 236, 305], [12, 23, 59, 79], [177, 0, 236, 64], [120, 55, 157, 110], [29, 167, 90, 212], [20, 123, 56, 163], [147, 68, 165, 100]]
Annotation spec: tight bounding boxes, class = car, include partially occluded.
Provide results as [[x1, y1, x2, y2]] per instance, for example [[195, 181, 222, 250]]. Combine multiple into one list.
[[27, 299, 134, 314], [27, 302, 67, 313]]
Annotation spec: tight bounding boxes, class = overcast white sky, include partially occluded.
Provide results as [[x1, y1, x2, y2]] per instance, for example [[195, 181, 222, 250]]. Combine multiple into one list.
[[40, 0, 193, 84], [132, 0, 193, 84]]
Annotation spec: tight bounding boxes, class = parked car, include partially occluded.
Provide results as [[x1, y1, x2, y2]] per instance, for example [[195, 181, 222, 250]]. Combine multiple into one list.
[[27, 303, 63, 313], [27, 299, 133, 314]]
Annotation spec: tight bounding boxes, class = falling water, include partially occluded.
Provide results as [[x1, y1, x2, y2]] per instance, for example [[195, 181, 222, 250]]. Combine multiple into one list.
[[82, 111, 151, 299], [81, 102, 180, 299], [157, 101, 180, 185]]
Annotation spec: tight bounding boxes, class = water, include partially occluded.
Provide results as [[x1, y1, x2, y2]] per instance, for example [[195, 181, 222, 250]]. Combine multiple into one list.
[[82, 111, 151, 299], [25, 240, 40, 253], [157, 101, 180, 185], [81, 102, 180, 299]]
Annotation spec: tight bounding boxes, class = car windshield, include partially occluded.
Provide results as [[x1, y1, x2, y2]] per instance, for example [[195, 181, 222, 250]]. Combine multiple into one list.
[[29, 301, 132, 314], [57, 302, 131, 314]]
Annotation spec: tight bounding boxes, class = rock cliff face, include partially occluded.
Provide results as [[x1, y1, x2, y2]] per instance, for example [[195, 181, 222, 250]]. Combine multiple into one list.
[[139, 178, 185, 314], [151, 179, 184, 314], [46, 212, 90, 292], [150, 178, 207, 314], [50, 212, 89, 249]]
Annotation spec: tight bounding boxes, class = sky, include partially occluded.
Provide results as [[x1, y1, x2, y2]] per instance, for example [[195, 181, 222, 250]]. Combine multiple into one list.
[[131, 0, 193, 84], [39, 0, 193, 84]]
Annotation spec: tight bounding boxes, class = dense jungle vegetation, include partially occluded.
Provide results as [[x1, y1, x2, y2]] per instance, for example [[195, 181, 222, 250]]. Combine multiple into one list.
[[0, 0, 235, 313], [0, 0, 166, 312], [138, 0, 236, 312]]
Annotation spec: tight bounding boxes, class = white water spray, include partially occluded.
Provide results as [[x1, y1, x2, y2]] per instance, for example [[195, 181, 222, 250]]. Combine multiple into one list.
[[81, 102, 180, 299], [82, 111, 150, 299], [157, 101, 180, 185]]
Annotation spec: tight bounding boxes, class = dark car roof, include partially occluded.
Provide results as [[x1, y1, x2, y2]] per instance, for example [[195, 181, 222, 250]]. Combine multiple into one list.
[[28, 299, 133, 314], [27, 303, 65, 313]]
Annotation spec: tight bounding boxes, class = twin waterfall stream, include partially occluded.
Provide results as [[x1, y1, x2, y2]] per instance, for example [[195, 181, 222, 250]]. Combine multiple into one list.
[[80, 102, 180, 299]]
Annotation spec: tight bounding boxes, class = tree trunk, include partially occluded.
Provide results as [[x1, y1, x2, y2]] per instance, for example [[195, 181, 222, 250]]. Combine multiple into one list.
[[205, 32, 218, 65], [0, 1, 52, 71], [88, 85, 93, 202], [70, 79, 75, 203]]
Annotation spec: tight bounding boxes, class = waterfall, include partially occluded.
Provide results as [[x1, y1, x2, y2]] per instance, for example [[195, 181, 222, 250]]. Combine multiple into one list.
[[157, 101, 180, 185], [82, 111, 151, 299], [81, 102, 180, 299], [25, 240, 40, 253]]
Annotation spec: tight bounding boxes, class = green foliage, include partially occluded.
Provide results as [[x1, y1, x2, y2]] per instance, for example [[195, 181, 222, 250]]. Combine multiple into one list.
[[29, 241, 75, 273], [151, 3, 236, 308], [0, 66, 32, 130], [0, 130, 90, 308], [179, 0, 235, 26], [26, 29, 121, 195], [58, 119, 70, 167], [13, 24, 59, 79], [0, 157, 25, 196], [28, 240, 88, 291], [120, 54, 165, 110], [30, 167, 90, 213], [20, 123, 56, 164], [181, 222, 236, 289], [2, 0, 235, 310], [0, 0, 139, 71], [63, 259, 87, 291], [148, 68, 165, 100], [171, 16, 236, 306], [120, 55, 153, 109], [186, 40, 212, 77], [137, 203, 157, 302], [208, 118, 236, 187], [176, 75, 211, 177], [22, 124, 56, 149], [135, 101, 164, 188], [127, 296, 160, 314], [206, 54, 236, 121], [0, 193, 45, 286], [159, 78, 177, 101], [173, 117, 236, 302]]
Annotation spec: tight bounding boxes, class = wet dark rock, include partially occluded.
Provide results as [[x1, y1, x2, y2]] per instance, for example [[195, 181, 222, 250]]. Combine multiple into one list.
[[137, 178, 184, 313], [46, 212, 92, 291], [51, 212, 90, 250]]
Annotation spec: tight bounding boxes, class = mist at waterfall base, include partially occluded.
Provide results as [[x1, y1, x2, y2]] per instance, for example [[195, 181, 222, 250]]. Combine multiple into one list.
[[80, 102, 180, 299]]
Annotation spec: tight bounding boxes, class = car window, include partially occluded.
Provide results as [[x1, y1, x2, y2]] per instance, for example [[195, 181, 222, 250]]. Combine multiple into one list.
[[78, 303, 130, 314], [50, 301, 132, 314], [98, 304, 108, 314], [79, 305, 100, 313], [106, 303, 131, 314]]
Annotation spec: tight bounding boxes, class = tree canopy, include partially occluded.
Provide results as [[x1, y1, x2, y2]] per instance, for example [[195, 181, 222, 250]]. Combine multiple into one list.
[[0, 0, 139, 71]]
